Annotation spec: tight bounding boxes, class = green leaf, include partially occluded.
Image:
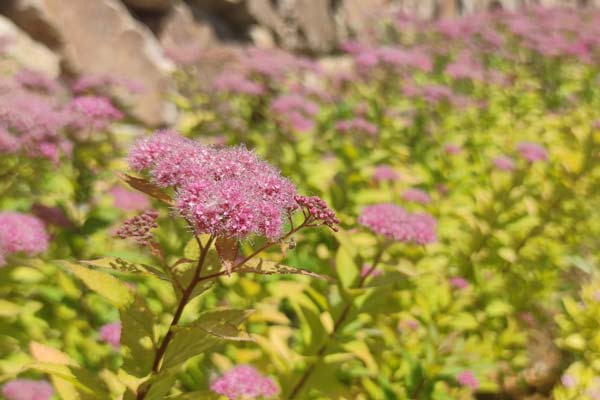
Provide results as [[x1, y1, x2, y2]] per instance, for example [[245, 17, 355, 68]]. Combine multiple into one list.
[[335, 246, 359, 289], [81, 257, 170, 281], [26, 346, 111, 400], [166, 391, 216, 400], [139, 369, 178, 400], [343, 340, 378, 374], [120, 295, 157, 377], [63, 261, 133, 308], [162, 309, 252, 369], [0, 299, 20, 317], [485, 300, 513, 317], [450, 312, 478, 331], [239, 258, 333, 281]]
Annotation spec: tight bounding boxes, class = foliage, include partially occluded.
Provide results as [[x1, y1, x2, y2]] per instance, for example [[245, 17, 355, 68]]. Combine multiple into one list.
[[1, 5, 600, 400]]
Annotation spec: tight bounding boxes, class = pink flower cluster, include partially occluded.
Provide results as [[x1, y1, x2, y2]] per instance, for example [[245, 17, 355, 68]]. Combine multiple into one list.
[[456, 370, 479, 390], [0, 212, 49, 266], [0, 89, 71, 163], [493, 155, 516, 172], [16, 69, 59, 94], [373, 165, 399, 182], [2, 379, 53, 400], [516, 141, 548, 163], [99, 321, 122, 349], [402, 188, 431, 205], [449, 276, 469, 290], [210, 365, 279, 400], [214, 72, 265, 96], [110, 186, 150, 212], [335, 118, 378, 136], [345, 43, 433, 73], [128, 131, 336, 239], [358, 204, 436, 244], [295, 195, 340, 231], [271, 93, 319, 132], [66, 95, 124, 131]]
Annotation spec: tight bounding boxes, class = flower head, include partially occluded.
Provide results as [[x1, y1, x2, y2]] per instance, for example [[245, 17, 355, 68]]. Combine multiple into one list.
[[449, 276, 469, 290], [456, 370, 479, 390], [295, 195, 340, 231], [2, 379, 53, 400], [66, 95, 123, 131], [444, 143, 462, 155], [516, 141, 548, 163], [99, 322, 121, 349], [210, 365, 279, 400], [110, 186, 150, 212], [335, 118, 378, 136], [358, 204, 436, 244], [402, 188, 431, 205], [16, 69, 59, 94], [493, 155, 516, 171], [373, 165, 399, 182], [214, 72, 265, 96], [0, 212, 49, 266], [129, 131, 335, 240], [116, 210, 159, 246]]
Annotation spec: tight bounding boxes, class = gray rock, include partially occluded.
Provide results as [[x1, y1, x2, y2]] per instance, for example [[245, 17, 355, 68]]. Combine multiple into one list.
[[1, 0, 174, 126], [123, 0, 173, 11], [0, 15, 59, 77]]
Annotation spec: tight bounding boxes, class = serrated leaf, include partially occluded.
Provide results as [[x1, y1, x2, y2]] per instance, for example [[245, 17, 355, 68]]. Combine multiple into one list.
[[162, 309, 252, 369], [485, 300, 513, 317], [139, 369, 178, 400], [117, 173, 172, 205], [81, 257, 170, 281], [238, 258, 333, 281], [63, 261, 133, 308], [335, 246, 359, 288], [342, 340, 378, 375], [120, 295, 156, 377]]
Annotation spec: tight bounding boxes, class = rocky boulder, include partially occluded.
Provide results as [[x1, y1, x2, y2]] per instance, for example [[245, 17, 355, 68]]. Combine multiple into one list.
[[0, 0, 174, 126], [0, 15, 59, 77]]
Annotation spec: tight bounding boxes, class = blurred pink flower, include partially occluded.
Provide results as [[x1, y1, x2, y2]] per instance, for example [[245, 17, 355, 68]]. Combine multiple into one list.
[[214, 72, 265, 96], [0, 212, 49, 266], [402, 188, 431, 205], [373, 165, 399, 182], [66, 95, 123, 131], [335, 118, 377, 136], [359, 204, 436, 244], [449, 276, 469, 290], [16, 69, 59, 94], [444, 143, 462, 155], [110, 186, 150, 212], [493, 156, 516, 171], [457, 370, 479, 390], [99, 322, 121, 349], [2, 379, 53, 400], [516, 141, 548, 163], [210, 365, 279, 400]]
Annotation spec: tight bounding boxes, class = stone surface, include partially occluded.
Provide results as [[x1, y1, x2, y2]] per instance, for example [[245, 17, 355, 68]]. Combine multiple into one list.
[[0, 0, 174, 126], [159, 0, 217, 53], [123, 0, 172, 11], [0, 15, 59, 77]]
